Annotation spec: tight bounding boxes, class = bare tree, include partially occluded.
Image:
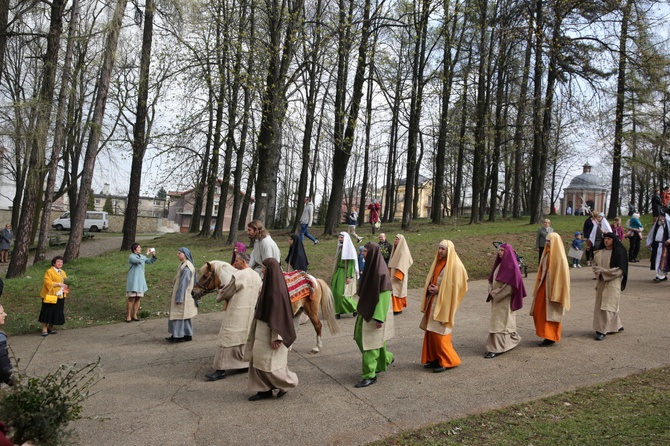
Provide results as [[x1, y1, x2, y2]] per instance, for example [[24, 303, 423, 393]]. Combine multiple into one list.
[[64, 0, 129, 262]]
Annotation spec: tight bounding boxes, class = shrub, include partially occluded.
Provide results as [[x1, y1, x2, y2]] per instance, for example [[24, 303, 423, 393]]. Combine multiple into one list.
[[0, 357, 103, 446]]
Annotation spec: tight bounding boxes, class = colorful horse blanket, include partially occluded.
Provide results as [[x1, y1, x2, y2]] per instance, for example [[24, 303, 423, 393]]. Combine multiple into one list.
[[283, 270, 314, 303]]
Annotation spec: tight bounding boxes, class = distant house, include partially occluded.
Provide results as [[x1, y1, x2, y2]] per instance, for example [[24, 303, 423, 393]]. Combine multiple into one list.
[[168, 181, 253, 233], [384, 175, 433, 220]]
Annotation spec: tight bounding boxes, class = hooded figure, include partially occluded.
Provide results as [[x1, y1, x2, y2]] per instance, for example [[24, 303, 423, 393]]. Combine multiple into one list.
[[331, 232, 359, 316], [420, 240, 468, 372], [167, 247, 197, 342], [285, 233, 309, 272], [352, 242, 394, 388], [484, 243, 526, 358], [531, 233, 570, 346], [245, 258, 298, 401], [592, 232, 628, 340], [388, 234, 414, 314]]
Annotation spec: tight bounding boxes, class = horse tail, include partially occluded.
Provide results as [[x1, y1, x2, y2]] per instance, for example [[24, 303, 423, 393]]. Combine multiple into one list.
[[316, 278, 340, 335]]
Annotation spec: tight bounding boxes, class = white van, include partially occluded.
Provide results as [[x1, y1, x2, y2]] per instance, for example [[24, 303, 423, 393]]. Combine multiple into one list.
[[52, 211, 109, 232]]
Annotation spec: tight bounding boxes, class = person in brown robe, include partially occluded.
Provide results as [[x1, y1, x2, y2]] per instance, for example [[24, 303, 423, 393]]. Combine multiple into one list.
[[245, 258, 298, 401], [592, 232, 628, 341]]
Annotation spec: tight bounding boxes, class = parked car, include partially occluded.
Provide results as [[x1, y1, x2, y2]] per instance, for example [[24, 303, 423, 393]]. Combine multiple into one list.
[[52, 211, 109, 232]]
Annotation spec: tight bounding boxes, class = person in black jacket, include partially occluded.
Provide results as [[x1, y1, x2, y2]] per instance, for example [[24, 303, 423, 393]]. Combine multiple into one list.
[[0, 293, 13, 387]]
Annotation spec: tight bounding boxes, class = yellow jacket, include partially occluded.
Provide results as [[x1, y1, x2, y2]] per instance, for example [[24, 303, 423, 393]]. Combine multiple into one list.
[[40, 267, 68, 299]]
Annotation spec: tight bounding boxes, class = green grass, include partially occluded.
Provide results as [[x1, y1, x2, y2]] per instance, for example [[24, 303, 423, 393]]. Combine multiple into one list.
[[368, 366, 670, 445], [1, 214, 652, 336]]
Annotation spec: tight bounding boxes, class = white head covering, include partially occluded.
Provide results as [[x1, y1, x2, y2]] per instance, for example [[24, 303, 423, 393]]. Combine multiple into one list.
[[338, 232, 359, 275], [589, 215, 612, 246]]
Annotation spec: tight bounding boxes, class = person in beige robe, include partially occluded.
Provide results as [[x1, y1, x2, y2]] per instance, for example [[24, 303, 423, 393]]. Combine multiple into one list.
[[245, 258, 298, 401], [166, 247, 197, 343], [485, 243, 525, 358], [592, 232, 628, 341], [206, 253, 262, 381]]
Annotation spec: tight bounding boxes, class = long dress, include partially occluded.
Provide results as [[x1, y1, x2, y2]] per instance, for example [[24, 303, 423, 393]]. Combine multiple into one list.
[[332, 256, 357, 315], [486, 266, 521, 353], [531, 255, 562, 342], [592, 249, 624, 334]]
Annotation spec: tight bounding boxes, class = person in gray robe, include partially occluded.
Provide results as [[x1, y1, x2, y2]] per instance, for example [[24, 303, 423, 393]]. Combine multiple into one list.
[[166, 247, 197, 343]]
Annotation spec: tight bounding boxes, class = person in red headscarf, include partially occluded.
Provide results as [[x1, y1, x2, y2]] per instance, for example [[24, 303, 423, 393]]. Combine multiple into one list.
[[485, 243, 526, 358]]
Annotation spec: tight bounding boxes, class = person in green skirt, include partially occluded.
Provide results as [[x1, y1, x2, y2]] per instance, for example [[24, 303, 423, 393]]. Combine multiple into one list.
[[353, 242, 394, 388], [331, 232, 359, 318]]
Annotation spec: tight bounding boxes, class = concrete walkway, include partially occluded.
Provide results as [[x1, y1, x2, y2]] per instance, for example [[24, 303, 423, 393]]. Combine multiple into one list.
[[9, 262, 669, 446]]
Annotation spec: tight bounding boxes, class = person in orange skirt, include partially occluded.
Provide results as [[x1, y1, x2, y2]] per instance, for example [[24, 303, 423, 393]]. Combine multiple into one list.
[[530, 232, 571, 346], [420, 240, 468, 373], [389, 234, 413, 315]]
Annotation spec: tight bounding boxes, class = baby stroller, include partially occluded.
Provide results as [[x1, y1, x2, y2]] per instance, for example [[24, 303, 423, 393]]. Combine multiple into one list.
[[492, 241, 528, 278]]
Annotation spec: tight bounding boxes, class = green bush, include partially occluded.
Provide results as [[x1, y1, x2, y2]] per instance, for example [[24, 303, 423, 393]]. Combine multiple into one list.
[[0, 358, 103, 446]]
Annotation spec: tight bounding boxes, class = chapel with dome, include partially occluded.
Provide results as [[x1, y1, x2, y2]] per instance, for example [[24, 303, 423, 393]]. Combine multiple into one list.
[[560, 163, 609, 215]]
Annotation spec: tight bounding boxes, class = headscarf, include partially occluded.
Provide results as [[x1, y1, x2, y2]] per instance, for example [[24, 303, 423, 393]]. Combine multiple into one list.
[[488, 243, 526, 311], [231, 242, 247, 263], [336, 232, 359, 276], [420, 240, 468, 328], [388, 234, 413, 275], [285, 233, 309, 271], [357, 242, 392, 322], [178, 247, 194, 265], [533, 232, 570, 311], [589, 214, 612, 246], [598, 232, 629, 291], [254, 258, 296, 347]]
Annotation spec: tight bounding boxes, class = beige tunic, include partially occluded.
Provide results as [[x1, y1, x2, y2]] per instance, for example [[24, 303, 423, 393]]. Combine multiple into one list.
[[212, 268, 262, 370], [169, 261, 197, 321], [592, 249, 624, 333], [245, 320, 298, 392], [486, 266, 521, 353], [391, 268, 409, 298], [360, 294, 395, 351]]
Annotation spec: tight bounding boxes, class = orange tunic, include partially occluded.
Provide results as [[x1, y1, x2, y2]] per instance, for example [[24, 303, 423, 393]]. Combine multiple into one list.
[[421, 315, 461, 367], [420, 259, 461, 368], [391, 270, 406, 312], [532, 279, 562, 342]]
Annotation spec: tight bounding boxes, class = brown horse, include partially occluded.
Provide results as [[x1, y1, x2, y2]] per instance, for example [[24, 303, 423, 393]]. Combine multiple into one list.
[[192, 260, 340, 353]]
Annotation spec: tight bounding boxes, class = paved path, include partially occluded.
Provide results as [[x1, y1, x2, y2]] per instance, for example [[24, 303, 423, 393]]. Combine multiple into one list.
[[9, 262, 669, 446]]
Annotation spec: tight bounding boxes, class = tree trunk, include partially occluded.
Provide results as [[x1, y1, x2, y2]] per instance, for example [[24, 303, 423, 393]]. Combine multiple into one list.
[[64, 0, 128, 262], [607, 0, 629, 220], [7, 0, 66, 277], [34, 0, 80, 264], [121, 0, 155, 251], [324, 0, 373, 235]]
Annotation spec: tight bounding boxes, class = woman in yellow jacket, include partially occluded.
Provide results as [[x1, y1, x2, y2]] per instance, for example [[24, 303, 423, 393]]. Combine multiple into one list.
[[38, 256, 69, 336]]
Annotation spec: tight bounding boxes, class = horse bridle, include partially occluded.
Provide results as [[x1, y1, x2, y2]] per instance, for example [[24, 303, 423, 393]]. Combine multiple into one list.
[[194, 271, 219, 295]]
